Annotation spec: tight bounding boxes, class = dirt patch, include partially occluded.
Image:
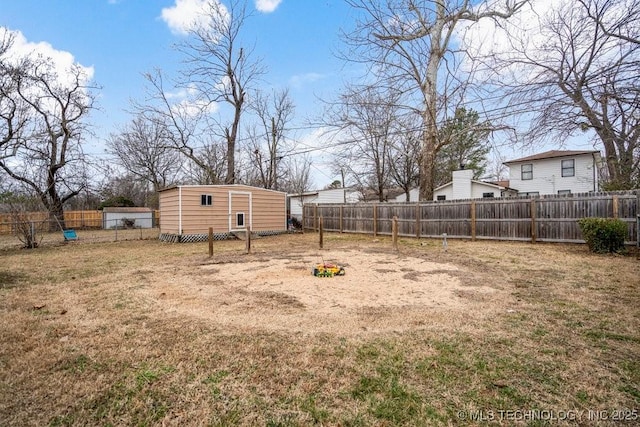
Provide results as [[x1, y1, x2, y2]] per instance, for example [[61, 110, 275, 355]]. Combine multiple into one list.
[[1, 234, 639, 426], [140, 248, 504, 334]]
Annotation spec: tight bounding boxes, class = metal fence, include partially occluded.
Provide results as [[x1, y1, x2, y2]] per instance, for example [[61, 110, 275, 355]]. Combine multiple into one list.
[[0, 210, 160, 234], [302, 191, 639, 244], [0, 221, 160, 250], [0, 210, 161, 250]]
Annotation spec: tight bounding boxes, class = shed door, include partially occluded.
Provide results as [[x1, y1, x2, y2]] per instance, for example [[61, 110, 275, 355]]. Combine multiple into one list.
[[229, 191, 252, 231]]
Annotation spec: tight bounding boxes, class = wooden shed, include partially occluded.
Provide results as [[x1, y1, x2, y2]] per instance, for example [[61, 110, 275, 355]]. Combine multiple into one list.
[[158, 185, 287, 242]]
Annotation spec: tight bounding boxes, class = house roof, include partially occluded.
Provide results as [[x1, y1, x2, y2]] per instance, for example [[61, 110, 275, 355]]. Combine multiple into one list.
[[489, 180, 511, 188], [434, 180, 505, 192], [287, 191, 319, 198], [503, 150, 599, 164], [103, 207, 152, 213], [287, 187, 356, 198]]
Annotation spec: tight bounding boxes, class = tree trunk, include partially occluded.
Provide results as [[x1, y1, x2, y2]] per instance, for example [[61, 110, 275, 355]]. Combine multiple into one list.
[[225, 127, 236, 184], [417, 2, 444, 201], [49, 202, 65, 231], [419, 137, 436, 201]]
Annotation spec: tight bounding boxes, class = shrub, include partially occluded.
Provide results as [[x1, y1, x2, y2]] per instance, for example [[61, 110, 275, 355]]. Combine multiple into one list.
[[577, 217, 627, 253], [99, 196, 135, 210]]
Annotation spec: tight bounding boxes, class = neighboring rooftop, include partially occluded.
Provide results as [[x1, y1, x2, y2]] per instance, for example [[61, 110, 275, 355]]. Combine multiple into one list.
[[488, 180, 511, 188], [503, 150, 599, 164], [102, 207, 152, 213]]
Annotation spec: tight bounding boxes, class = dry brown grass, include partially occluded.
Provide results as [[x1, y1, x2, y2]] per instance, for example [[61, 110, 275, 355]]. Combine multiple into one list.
[[0, 232, 638, 426]]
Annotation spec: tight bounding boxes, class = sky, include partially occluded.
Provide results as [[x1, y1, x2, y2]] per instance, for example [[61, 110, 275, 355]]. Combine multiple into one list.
[[1, 0, 602, 189], [1, 0, 358, 187]]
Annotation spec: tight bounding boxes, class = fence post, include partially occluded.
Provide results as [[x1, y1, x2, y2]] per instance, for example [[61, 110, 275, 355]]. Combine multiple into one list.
[[530, 199, 537, 243], [314, 204, 318, 232], [415, 203, 421, 238], [340, 205, 344, 233], [245, 226, 252, 254], [612, 195, 619, 219], [373, 204, 378, 237], [392, 216, 398, 252], [208, 227, 214, 257], [470, 201, 477, 241], [319, 216, 324, 249]]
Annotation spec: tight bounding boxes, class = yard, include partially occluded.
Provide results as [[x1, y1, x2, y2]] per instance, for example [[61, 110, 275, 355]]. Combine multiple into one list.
[[0, 232, 638, 426]]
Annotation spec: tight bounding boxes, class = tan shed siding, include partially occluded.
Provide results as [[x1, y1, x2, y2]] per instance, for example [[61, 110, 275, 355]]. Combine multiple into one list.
[[251, 188, 286, 231], [160, 185, 287, 236], [180, 187, 229, 234], [230, 192, 251, 229], [159, 189, 181, 234]]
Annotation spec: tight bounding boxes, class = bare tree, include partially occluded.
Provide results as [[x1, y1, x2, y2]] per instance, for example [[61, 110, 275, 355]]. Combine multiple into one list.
[[0, 190, 45, 248], [327, 85, 398, 202], [489, 0, 640, 189], [107, 114, 183, 196], [387, 113, 421, 201], [280, 153, 313, 195], [0, 36, 96, 229], [177, 0, 266, 184], [342, 0, 526, 200], [0, 32, 28, 159], [247, 88, 295, 190], [183, 140, 229, 185], [98, 172, 149, 208], [136, 69, 225, 184]]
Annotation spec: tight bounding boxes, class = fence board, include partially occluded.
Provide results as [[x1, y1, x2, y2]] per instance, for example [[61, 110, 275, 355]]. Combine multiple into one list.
[[0, 209, 161, 235], [303, 191, 638, 244], [64, 210, 103, 228]]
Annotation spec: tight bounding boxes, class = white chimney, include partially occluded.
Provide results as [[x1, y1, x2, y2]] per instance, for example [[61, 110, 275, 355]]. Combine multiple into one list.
[[452, 168, 474, 199]]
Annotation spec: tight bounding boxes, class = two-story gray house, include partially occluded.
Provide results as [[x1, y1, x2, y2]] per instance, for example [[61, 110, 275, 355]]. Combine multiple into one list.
[[503, 150, 603, 196]]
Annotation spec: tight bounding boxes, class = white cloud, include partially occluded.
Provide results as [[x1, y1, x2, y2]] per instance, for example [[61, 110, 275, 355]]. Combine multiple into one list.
[[165, 84, 199, 100], [458, 0, 629, 84], [460, 0, 562, 57], [289, 72, 325, 89], [255, 0, 282, 13], [165, 84, 218, 118], [1, 27, 94, 86], [171, 98, 218, 118], [161, 0, 217, 35]]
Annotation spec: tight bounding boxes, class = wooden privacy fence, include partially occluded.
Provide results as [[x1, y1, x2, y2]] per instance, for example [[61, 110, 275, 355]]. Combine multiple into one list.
[[0, 210, 161, 234], [302, 191, 639, 244]]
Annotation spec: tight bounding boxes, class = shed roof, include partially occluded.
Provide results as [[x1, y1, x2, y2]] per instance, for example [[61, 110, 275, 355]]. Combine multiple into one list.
[[103, 207, 152, 213], [158, 184, 286, 195]]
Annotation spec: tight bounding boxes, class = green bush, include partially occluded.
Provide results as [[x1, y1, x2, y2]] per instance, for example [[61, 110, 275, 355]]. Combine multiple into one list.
[[98, 196, 135, 210], [577, 217, 627, 253]]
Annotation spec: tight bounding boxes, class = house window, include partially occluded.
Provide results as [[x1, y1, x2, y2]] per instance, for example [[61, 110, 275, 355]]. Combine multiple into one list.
[[236, 212, 245, 228], [521, 164, 533, 180], [201, 194, 212, 206], [558, 190, 571, 195], [482, 192, 495, 198], [437, 195, 446, 201], [519, 191, 540, 197], [561, 159, 575, 177]]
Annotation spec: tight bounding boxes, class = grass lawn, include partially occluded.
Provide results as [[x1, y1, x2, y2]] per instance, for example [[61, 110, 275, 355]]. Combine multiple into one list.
[[0, 232, 638, 426]]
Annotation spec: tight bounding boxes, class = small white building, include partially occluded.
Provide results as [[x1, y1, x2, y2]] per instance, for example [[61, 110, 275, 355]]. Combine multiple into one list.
[[433, 169, 515, 201], [503, 150, 603, 196], [388, 188, 420, 202], [102, 207, 154, 229], [288, 187, 360, 220]]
